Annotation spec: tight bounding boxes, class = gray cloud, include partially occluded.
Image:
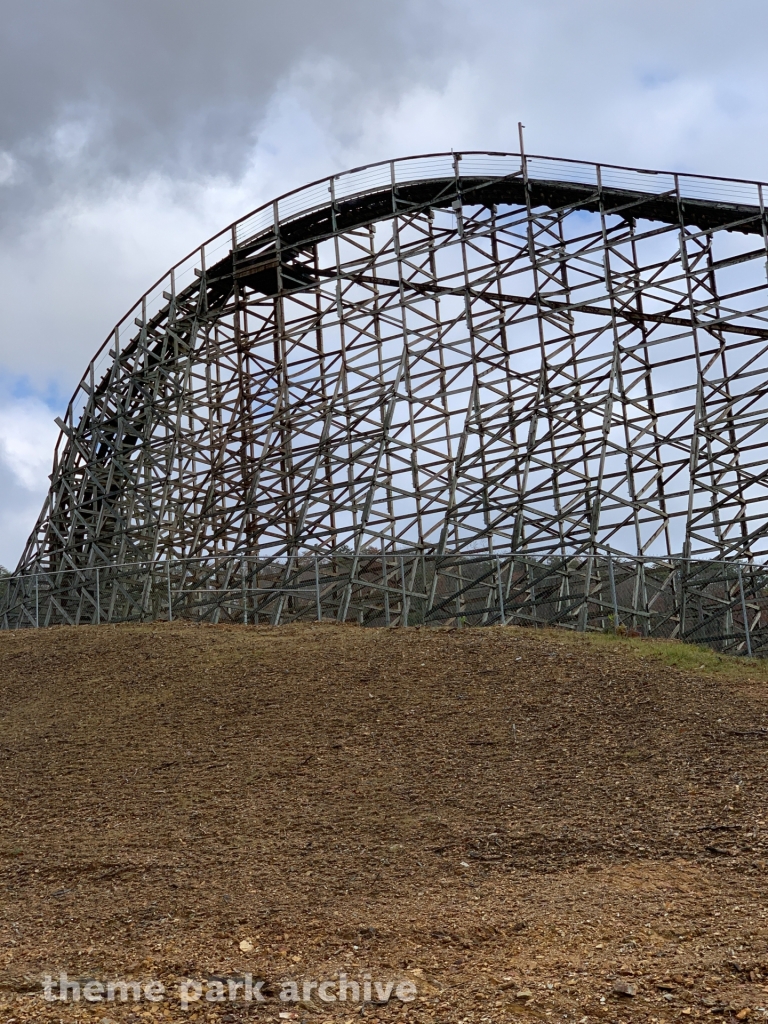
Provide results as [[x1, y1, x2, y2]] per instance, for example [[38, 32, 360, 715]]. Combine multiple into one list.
[[0, 0, 455, 201], [2, 0, 768, 567]]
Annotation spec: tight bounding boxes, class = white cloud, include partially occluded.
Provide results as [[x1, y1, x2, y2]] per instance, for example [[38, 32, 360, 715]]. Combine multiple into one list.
[[0, 152, 16, 186], [0, 399, 59, 491], [49, 116, 96, 164], [0, 398, 60, 568]]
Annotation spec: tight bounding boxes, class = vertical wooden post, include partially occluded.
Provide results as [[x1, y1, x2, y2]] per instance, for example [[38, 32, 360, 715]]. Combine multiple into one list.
[[242, 555, 247, 626], [607, 550, 619, 631], [496, 554, 505, 625], [738, 565, 752, 657]]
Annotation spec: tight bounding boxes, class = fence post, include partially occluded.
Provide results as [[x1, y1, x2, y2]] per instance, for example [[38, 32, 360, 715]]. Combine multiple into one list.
[[607, 549, 619, 631], [400, 554, 408, 627], [95, 566, 100, 624], [383, 554, 391, 627], [738, 565, 752, 657], [528, 557, 537, 626], [678, 561, 687, 637], [167, 560, 173, 622], [496, 554, 505, 625], [314, 556, 322, 621], [241, 557, 247, 626], [35, 573, 39, 629], [578, 553, 593, 632]]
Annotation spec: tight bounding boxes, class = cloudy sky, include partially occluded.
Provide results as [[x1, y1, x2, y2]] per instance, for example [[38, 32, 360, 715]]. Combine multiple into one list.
[[1, 0, 767, 568]]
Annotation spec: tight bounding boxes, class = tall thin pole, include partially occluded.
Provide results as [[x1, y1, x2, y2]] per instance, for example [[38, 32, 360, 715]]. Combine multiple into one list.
[[95, 566, 100, 624], [607, 549, 619, 631], [314, 556, 322, 622], [578, 552, 594, 632], [400, 554, 408, 627], [383, 554, 390, 627], [496, 554, 505, 625], [242, 555, 247, 625], [167, 560, 173, 622], [678, 560, 690, 638], [35, 573, 39, 629], [738, 565, 752, 657]]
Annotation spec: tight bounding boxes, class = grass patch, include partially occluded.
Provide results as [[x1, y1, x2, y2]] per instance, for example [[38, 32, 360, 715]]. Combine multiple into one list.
[[570, 629, 768, 682]]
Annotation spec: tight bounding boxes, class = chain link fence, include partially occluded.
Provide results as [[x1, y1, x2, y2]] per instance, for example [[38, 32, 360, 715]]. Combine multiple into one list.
[[1, 552, 766, 655]]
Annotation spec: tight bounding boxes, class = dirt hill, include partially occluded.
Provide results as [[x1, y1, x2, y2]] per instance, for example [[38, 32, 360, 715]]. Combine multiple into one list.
[[0, 622, 767, 1023]]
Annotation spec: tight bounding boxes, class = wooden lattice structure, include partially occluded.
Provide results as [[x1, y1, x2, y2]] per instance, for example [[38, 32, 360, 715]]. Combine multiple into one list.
[[6, 151, 768, 631]]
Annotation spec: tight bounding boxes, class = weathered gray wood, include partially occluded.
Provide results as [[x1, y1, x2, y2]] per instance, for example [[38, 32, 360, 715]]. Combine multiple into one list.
[[4, 152, 768, 637]]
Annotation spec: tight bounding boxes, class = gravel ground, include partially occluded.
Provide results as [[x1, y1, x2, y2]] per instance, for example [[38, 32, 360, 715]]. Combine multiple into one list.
[[0, 621, 767, 1023]]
